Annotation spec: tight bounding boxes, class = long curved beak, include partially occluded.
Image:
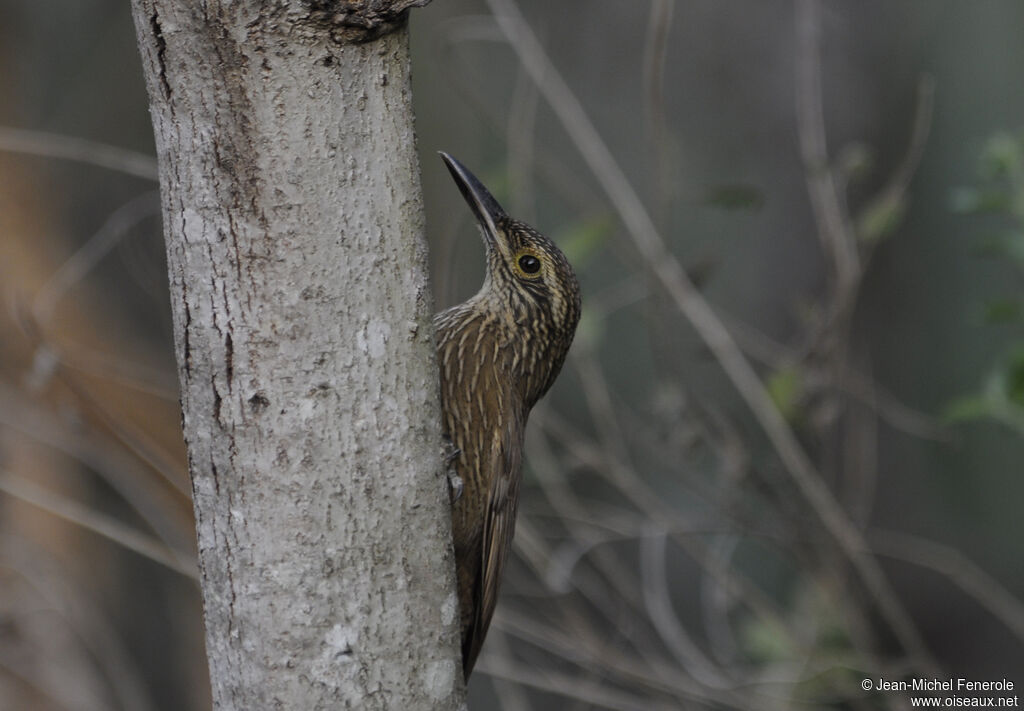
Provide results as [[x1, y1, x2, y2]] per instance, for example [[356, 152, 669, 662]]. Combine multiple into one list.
[[439, 152, 507, 248]]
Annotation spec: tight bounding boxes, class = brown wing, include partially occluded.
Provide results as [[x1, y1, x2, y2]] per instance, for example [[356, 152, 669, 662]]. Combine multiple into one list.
[[462, 421, 523, 677]]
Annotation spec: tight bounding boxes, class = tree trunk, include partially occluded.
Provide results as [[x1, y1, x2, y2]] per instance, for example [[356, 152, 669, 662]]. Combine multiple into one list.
[[128, 2, 465, 708]]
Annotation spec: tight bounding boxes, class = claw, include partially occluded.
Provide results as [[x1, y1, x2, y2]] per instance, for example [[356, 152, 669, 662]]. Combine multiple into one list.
[[442, 434, 463, 503], [445, 446, 462, 468], [447, 471, 464, 503]]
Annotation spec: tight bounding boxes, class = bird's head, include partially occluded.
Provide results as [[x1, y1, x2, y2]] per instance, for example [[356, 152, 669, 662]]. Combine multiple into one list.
[[440, 152, 581, 405]]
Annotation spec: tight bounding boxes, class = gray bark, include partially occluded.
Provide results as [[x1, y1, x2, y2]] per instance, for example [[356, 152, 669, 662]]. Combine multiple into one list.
[[129, 2, 465, 708]]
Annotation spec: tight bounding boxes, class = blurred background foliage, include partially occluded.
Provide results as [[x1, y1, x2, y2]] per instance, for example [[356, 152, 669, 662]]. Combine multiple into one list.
[[0, 1, 1022, 710]]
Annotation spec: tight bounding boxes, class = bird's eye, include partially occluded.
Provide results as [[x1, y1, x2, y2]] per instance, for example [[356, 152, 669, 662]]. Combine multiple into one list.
[[518, 253, 542, 275]]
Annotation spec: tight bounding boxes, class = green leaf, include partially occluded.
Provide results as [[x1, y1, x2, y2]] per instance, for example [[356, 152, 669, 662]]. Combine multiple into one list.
[[740, 617, 793, 662], [944, 348, 1024, 433], [857, 193, 905, 243], [1012, 184, 1024, 221], [1004, 348, 1024, 407], [555, 214, 613, 266], [950, 186, 1012, 214], [943, 395, 995, 424], [980, 132, 1024, 180], [1008, 232, 1024, 264], [766, 367, 803, 422], [701, 184, 764, 211], [983, 299, 1022, 324], [837, 142, 874, 184], [974, 230, 1024, 258]]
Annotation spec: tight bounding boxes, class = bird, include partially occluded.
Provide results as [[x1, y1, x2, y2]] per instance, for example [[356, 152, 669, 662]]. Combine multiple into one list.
[[435, 153, 581, 679]]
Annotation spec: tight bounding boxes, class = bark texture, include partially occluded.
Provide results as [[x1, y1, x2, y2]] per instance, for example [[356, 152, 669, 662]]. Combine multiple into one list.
[[129, 2, 465, 708]]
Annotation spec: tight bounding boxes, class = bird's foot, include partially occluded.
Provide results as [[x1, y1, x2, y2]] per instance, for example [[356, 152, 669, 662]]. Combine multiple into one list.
[[442, 434, 463, 503], [447, 471, 464, 504]]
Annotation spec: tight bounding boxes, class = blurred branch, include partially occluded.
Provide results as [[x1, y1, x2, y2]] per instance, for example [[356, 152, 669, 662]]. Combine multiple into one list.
[[434, 16, 603, 214], [477, 656, 681, 711], [0, 471, 198, 580], [0, 382, 194, 553], [871, 529, 1024, 644], [52, 342, 180, 402], [507, 39, 542, 222], [13, 311, 191, 498], [0, 126, 158, 181], [511, 492, 761, 706], [640, 531, 730, 687], [641, 0, 673, 138], [32, 191, 161, 326], [511, 515, 668, 676], [483, 611, 748, 710], [484, 0, 936, 674], [537, 410, 815, 663], [722, 311, 949, 442], [642, 0, 675, 221], [55, 368, 191, 497], [875, 76, 935, 204], [855, 74, 935, 272], [1, 536, 161, 711], [794, 0, 860, 294], [484, 629, 533, 711]]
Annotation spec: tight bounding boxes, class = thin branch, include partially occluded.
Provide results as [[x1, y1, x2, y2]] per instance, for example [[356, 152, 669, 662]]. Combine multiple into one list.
[[49, 342, 180, 402], [720, 311, 948, 442], [1, 536, 161, 711], [484, 0, 935, 674], [483, 0, 937, 676], [480, 622, 735, 710], [33, 191, 161, 326], [484, 630, 533, 711], [641, 0, 673, 138], [477, 657, 679, 711], [640, 531, 730, 688], [434, 16, 602, 213], [794, 0, 860, 292], [876, 75, 936, 205], [857, 73, 936, 275], [872, 530, 1024, 644], [511, 516, 663, 668], [0, 471, 198, 580], [0, 126, 158, 180], [23, 344, 193, 498], [642, 0, 676, 221], [506, 34, 542, 223], [68, 395, 191, 496], [0, 382, 195, 553]]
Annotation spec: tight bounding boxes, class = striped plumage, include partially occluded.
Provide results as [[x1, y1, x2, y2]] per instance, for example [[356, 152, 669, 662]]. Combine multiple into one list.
[[435, 153, 581, 678]]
